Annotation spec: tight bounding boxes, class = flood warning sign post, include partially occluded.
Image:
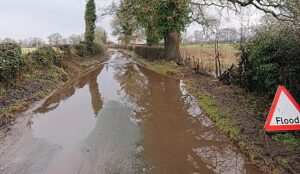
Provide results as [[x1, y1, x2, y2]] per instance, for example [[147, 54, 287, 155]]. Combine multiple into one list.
[[264, 86, 300, 131]]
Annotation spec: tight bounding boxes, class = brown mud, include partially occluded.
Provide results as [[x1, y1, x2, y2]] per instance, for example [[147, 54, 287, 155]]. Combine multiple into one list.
[[0, 50, 262, 174]]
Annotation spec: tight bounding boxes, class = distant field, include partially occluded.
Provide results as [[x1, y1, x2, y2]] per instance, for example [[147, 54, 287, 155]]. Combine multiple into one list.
[[180, 44, 238, 72], [21, 48, 37, 55]]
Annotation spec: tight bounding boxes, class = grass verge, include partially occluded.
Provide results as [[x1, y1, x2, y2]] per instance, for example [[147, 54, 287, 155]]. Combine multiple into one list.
[[184, 80, 241, 142], [126, 51, 183, 78]]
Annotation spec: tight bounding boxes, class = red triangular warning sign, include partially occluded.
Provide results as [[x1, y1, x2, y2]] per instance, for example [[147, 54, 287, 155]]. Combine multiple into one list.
[[264, 86, 300, 131]]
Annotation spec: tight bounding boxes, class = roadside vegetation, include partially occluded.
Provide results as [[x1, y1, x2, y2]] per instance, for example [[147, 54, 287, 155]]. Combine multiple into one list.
[[21, 48, 36, 55], [0, 0, 107, 128], [0, 42, 104, 126], [233, 26, 300, 102]]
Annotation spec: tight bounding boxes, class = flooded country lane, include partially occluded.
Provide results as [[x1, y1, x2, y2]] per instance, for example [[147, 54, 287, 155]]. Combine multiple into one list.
[[0, 50, 262, 174]]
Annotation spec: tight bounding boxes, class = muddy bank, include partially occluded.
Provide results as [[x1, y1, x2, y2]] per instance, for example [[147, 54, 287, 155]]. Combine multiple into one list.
[[126, 50, 300, 174], [0, 52, 108, 131]]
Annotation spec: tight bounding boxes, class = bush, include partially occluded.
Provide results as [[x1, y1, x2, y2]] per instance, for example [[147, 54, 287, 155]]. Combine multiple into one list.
[[0, 43, 26, 82], [31, 46, 61, 66], [236, 31, 300, 100], [133, 46, 165, 60], [71, 43, 103, 57], [90, 43, 103, 55], [55, 45, 71, 58], [71, 44, 88, 57]]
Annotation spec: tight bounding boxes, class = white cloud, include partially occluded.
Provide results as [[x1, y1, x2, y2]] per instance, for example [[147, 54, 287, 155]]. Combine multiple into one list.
[[0, 11, 59, 39]]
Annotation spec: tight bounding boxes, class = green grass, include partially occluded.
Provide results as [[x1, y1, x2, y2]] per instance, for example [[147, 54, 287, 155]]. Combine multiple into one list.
[[181, 43, 236, 54], [272, 133, 300, 148], [279, 158, 290, 165], [127, 51, 182, 78], [149, 62, 181, 76], [0, 85, 6, 96], [22, 48, 37, 55], [184, 81, 240, 142], [22, 47, 62, 55]]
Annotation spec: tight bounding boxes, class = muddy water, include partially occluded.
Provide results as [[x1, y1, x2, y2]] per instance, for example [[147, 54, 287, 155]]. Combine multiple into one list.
[[0, 50, 262, 174]]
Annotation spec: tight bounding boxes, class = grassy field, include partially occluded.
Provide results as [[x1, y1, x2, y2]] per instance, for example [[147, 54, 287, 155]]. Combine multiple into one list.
[[180, 44, 238, 73], [21, 48, 37, 55]]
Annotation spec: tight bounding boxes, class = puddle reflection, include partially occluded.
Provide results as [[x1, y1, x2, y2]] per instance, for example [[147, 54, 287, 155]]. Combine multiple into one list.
[[111, 61, 260, 174], [4, 51, 261, 174], [34, 67, 103, 116]]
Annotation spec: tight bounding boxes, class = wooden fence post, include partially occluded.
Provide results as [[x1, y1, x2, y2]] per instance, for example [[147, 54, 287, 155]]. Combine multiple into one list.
[[197, 58, 200, 73]]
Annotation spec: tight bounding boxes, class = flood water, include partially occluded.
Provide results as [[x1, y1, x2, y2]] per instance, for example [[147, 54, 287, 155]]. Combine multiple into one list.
[[0, 50, 262, 174]]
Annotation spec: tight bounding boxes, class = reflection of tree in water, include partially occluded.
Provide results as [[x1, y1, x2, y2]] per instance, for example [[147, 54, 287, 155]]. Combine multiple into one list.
[[113, 63, 148, 106], [113, 63, 250, 173], [193, 145, 246, 174], [34, 67, 103, 116], [34, 83, 76, 114], [87, 68, 102, 115]]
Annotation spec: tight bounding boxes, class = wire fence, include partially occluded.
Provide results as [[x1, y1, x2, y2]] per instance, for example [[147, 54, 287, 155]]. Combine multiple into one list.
[[180, 49, 223, 78]]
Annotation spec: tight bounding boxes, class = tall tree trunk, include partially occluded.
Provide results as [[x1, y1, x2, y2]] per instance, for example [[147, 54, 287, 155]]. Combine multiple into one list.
[[164, 31, 181, 62]]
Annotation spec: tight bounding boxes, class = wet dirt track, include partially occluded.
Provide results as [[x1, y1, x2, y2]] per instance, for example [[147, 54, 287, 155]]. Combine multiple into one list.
[[0, 50, 262, 174]]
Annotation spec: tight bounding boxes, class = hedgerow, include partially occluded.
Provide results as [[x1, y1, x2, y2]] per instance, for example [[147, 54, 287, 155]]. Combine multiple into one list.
[[133, 46, 165, 60], [0, 44, 26, 82], [56, 45, 72, 58], [0, 42, 103, 84], [31, 46, 61, 66], [71, 43, 88, 57], [236, 30, 300, 101]]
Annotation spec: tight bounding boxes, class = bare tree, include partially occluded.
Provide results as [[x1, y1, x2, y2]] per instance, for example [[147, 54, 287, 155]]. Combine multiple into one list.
[[1, 37, 17, 44], [193, 30, 204, 44], [48, 33, 63, 45], [190, 0, 295, 21], [94, 26, 107, 45], [68, 34, 83, 45]]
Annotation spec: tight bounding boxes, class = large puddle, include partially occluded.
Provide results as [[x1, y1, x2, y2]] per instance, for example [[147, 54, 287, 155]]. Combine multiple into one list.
[[0, 50, 262, 174]]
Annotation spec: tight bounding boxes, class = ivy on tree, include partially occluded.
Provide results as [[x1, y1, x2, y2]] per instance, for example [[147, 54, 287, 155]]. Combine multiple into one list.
[[114, 0, 190, 61], [155, 0, 190, 61], [113, 0, 298, 61], [85, 0, 97, 51]]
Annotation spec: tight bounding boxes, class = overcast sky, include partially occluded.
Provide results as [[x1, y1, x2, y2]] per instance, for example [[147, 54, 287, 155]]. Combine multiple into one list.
[[0, 0, 113, 41], [0, 0, 262, 43]]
